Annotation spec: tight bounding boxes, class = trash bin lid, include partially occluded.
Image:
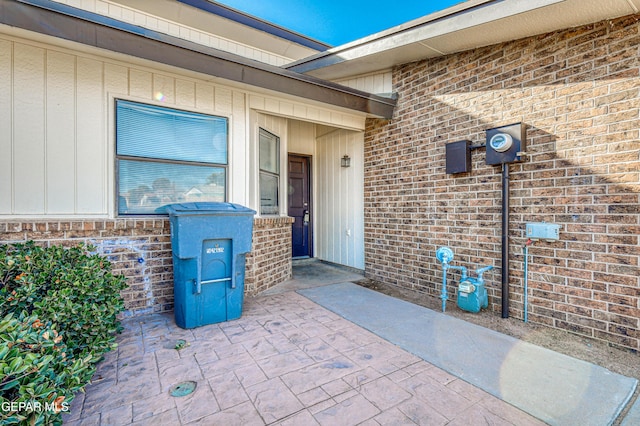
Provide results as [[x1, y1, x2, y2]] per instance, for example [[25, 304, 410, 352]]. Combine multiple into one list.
[[161, 202, 256, 216]]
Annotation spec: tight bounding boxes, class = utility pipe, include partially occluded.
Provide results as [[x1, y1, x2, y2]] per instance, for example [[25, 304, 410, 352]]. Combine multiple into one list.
[[523, 238, 533, 323], [440, 263, 467, 313], [441, 263, 448, 312], [476, 265, 494, 278], [501, 163, 510, 318]]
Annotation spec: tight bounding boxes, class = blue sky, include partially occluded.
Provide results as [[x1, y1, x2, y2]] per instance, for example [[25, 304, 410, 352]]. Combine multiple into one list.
[[215, 0, 465, 46]]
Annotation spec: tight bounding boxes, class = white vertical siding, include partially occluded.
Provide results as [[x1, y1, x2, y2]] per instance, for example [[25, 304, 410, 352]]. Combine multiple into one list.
[[76, 57, 105, 214], [46, 51, 76, 214], [195, 83, 214, 111], [231, 91, 247, 206], [176, 79, 195, 107], [129, 69, 152, 99], [104, 62, 128, 93], [316, 129, 365, 269], [0, 40, 13, 213], [0, 36, 250, 217], [152, 73, 175, 104], [104, 63, 128, 215], [0, 33, 367, 219], [249, 95, 366, 131], [334, 71, 393, 95], [288, 120, 315, 156], [13, 44, 46, 213], [216, 87, 234, 115]]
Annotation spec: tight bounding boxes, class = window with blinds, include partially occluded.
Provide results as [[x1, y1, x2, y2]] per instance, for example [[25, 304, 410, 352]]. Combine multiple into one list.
[[116, 100, 228, 215]]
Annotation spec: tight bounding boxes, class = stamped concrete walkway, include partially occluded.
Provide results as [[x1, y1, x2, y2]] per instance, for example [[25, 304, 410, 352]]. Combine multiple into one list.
[[301, 283, 638, 426], [62, 290, 544, 425]]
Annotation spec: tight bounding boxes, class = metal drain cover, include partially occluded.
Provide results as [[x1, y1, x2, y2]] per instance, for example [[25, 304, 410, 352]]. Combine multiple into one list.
[[169, 381, 197, 397]]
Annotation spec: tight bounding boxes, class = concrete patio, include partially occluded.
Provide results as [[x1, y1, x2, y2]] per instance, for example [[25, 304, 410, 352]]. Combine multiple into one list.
[[61, 261, 546, 425], [61, 260, 638, 425]]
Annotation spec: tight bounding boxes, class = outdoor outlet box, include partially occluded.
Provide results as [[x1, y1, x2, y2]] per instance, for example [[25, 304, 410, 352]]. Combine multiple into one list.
[[445, 140, 472, 174], [486, 123, 526, 165], [526, 222, 561, 241]]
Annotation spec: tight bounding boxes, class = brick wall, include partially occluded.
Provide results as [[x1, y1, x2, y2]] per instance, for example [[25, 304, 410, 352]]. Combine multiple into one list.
[[0, 217, 293, 315], [364, 15, 640, 351], [0, 219, 173, 316], [245, 216, 294, 294]]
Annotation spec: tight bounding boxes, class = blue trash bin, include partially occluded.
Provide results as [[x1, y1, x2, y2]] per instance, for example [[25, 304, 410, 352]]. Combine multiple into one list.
[[165, 202, 256, 329]]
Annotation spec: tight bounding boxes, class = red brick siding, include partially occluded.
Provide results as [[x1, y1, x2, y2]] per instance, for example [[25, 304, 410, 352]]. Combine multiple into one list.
[[245, 216, 294, 294], [364, 15, 640, 351], [0, 219, 173, 316], [0, 217, 293, 315]]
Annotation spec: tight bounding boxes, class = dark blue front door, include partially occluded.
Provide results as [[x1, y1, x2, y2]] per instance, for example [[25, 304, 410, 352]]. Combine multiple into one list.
[[288, 155, 311, 258]]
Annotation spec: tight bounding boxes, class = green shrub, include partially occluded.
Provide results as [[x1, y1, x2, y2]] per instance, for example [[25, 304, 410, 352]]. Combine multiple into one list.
[[0, 242, 128, 424], [0, 313, 93, 425], [0, 242, 127, 359]]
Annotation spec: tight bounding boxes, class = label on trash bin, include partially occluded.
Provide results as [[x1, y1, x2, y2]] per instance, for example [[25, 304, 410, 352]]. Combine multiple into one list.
[[202, 239, 232, 284], [206, 244, 225, 254]]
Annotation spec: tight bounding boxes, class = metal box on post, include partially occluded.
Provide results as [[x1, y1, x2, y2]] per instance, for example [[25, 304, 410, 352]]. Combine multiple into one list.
[[165, 202, 256, 329], [445, 140, 472, 174]]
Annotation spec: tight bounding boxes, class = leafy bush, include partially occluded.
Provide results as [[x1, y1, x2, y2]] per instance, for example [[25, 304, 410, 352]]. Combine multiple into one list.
[[0, 313, 92, 426], [0, 242, 128, 425], [0, 242, 127, 358]]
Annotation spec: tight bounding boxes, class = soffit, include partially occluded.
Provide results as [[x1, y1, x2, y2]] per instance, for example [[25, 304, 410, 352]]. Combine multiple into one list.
[[287, 0, 640, 80], [107, 0, 326, 60]]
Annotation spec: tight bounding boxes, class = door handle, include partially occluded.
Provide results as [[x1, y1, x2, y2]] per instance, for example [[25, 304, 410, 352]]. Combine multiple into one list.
[[303, 210, 310, 223]]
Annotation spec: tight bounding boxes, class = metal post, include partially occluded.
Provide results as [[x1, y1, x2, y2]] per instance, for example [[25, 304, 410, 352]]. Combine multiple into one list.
[[442, 264, 448, 312], [524, 244, 529, 323], [502, 163, 510, 318]]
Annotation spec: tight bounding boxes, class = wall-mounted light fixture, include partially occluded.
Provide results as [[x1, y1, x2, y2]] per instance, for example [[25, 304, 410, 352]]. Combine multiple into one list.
[[341, 154, 351, 168]]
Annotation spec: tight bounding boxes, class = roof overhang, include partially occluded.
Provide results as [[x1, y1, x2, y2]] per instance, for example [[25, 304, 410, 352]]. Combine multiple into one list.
[[176, 0, 331, 52], [287, 0, 640, 80], [103, 0, 329, 61], [0, 0, 396, 119]]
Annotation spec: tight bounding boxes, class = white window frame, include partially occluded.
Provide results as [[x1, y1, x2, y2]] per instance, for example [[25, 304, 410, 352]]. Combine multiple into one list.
[[258, 127, 281, 215], [114, 99, 229, 215]]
